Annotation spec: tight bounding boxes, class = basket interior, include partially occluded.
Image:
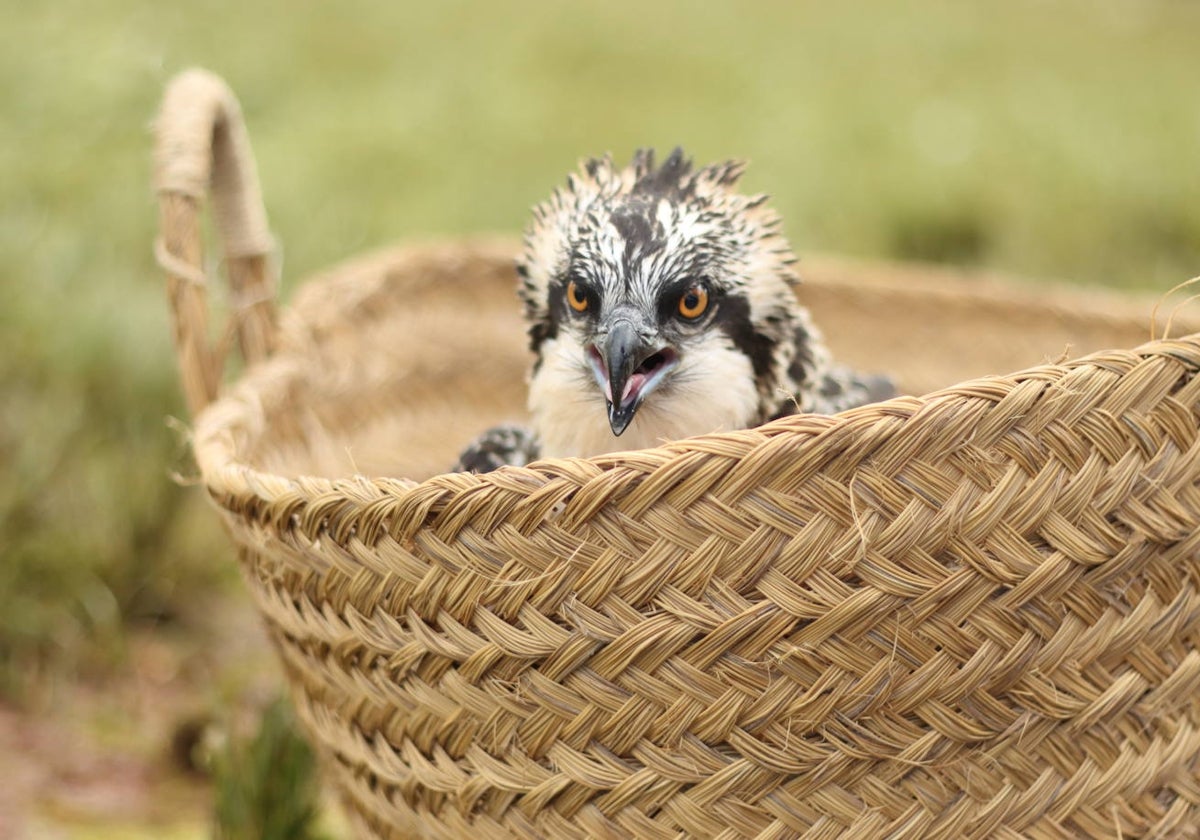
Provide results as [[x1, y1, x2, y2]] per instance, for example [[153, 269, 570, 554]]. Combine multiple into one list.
[[225, 239, 1184, 483]]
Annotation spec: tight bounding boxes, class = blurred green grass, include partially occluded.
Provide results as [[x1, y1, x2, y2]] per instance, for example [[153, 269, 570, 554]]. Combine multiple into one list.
[[3, 0, 1199, 691]]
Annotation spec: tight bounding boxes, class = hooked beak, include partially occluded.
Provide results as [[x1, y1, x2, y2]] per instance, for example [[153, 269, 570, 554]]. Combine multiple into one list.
[[587, 320, 679, 436]]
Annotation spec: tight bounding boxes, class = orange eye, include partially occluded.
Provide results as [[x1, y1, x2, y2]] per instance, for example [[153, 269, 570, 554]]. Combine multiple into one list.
[[567, 280, 589, 313], [678, 285, 709, 319]]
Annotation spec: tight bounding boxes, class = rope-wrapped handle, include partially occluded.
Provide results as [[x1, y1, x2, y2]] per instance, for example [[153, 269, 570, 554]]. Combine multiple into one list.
[[154, 68, 277, 416]]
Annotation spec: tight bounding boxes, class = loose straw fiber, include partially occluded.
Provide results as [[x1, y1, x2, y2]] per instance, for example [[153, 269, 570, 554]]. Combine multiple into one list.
[[156, 69, 1200, 839]]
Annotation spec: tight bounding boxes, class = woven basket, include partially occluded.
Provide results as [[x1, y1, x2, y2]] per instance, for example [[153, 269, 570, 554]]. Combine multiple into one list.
[[154, 69, 1200, 839]]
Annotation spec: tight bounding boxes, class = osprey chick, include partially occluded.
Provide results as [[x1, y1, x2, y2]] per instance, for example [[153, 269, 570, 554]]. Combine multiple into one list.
[[454, 148, 891, 471]]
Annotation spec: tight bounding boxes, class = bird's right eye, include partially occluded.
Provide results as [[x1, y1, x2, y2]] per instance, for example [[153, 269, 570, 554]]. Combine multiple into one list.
[[566, 280, 589, 313]]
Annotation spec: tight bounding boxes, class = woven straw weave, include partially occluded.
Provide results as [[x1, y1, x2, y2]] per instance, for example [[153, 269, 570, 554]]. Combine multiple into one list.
[[155, 70, 1200, 839]]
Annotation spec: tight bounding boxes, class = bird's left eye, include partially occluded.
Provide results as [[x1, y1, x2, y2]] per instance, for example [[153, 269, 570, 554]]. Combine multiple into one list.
[[677, 284, 709, 320]]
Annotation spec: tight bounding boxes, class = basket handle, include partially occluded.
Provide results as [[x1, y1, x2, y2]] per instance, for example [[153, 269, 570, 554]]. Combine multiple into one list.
[[153, 68, 278, 416]]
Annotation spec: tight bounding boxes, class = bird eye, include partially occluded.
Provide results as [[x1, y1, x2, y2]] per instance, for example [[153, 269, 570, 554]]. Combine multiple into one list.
[[677, 284, 709, 319], [566, 280, 589, 313]]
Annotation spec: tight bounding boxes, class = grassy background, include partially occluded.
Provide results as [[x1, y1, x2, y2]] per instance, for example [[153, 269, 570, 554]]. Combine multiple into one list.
[[3, 0, 1199, 828]]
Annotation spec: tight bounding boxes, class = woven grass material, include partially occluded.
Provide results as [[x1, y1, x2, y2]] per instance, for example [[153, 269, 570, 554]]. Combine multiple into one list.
[[156, 69, 1200, 839]]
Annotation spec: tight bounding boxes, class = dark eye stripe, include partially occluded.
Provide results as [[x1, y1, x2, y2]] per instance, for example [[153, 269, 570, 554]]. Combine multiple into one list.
[[712, 293, 775, 381]]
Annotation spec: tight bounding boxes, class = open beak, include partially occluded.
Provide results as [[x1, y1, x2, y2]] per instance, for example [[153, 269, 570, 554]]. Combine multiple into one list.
[[587, 320, 679, 437]]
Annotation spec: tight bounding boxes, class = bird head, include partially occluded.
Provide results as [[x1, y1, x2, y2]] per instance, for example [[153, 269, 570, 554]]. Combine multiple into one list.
[[518, 148, 809, 457]]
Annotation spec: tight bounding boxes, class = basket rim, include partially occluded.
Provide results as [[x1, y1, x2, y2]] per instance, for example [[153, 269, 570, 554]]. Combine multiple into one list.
[[188, 238, 1200, 546]]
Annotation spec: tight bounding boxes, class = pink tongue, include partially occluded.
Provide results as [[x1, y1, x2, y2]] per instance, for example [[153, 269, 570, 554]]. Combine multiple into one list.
[[622, 372, 647, 402]]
